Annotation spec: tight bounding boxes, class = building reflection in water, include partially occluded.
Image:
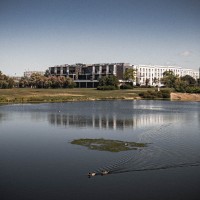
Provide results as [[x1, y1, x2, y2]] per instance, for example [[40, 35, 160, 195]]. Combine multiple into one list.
[[48, 113, 178, 130], [0, 112, 7, 123]]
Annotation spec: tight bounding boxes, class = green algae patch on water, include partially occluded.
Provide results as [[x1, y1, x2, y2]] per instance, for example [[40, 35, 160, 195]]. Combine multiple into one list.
[[71, 138, 147, 152]]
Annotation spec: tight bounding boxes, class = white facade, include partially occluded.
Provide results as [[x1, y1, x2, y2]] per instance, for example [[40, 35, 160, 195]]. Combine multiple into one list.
[[24, 71, 45, 78], [135, 65, 199, 86]]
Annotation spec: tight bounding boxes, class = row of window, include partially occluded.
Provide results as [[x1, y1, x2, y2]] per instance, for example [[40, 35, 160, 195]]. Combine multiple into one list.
[[50, 67, 115, 75], [138, 67, 196, 75]]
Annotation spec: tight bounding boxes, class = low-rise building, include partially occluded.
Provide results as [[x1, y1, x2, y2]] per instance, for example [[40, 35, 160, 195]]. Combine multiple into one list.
[[48, 63, 199, 87], [135, 65, 199, 86], [49, 63, 131, 87], [24, 71, 45, 78]]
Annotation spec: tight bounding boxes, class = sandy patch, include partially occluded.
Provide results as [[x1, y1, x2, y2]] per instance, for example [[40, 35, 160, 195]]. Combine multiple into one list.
[[171, 93, 200, 101]]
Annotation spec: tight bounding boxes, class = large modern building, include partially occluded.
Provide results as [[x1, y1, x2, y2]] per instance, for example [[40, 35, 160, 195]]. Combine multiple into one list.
[[48, 63, 199, 87], [135, 65, 199, 86], [49, 63, 131, 87]]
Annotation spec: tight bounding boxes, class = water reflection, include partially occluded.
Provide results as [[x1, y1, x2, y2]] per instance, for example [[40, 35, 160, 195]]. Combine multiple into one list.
[[47, 113, 181, 130], [0, 112, 7, 123]]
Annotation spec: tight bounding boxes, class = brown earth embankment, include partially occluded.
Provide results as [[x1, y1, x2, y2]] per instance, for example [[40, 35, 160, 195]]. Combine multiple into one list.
[[171, 93, 200, 101]]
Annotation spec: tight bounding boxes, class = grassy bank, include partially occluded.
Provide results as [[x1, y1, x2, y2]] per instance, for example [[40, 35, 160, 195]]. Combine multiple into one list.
[[0, 88, 172, 104], [0, 88, 155, 103]]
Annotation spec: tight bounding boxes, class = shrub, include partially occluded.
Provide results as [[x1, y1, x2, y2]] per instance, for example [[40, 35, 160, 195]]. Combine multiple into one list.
[[97, 86, 118, 90], [98, 76, 119, 88], [139, 90, 170, 99], [67, 82, 76, 88], [185, 86, 200, 93], [120, 84, 133, 89], [160, 89, 170, 98]]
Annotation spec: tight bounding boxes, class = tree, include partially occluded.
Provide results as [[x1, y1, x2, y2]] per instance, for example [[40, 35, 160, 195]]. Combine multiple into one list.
[[99, 76, 119, 87], [197, 78, 200, 86], [161, 71, 177, 88], [153, 77, 158, 86], [124, 68, 137, 85], [181, 75, 196, 86], [174, 79, 188, 92], [65, 77, 76, 88], [0, 71, 14, 89], [57, 76, 66, 88], [98, 75, 119, 90], [43, 77, 51, 88], [19, 77, 29, 88], [29, 73, 45, 88], [145, 78, 150, 86]]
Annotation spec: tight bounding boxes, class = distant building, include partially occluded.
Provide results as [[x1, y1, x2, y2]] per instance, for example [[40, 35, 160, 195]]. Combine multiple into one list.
[[48, 63, 199, 87], [24, 71, 45, 78], [49, 63, 131, 88], [10, 76, 22, 81], [135, 65, 199, 86]]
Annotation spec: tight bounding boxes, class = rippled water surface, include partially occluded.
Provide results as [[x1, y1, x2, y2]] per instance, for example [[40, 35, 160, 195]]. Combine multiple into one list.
[[0, 100, 200, 200]]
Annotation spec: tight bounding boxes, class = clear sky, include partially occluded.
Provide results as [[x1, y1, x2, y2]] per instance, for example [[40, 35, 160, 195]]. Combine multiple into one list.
[[0, 0, 200, 76]]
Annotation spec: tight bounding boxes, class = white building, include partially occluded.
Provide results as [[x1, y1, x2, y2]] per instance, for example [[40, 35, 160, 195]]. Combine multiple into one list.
[[135, 65, 199, 86], [24, 71, 45, 78]]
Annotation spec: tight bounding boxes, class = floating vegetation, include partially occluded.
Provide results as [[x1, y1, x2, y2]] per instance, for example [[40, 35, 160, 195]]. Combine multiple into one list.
[[71, 138, 147, 152]]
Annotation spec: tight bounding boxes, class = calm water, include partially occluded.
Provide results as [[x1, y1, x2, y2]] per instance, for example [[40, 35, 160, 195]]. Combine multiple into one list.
[[0, 100, 200, 200]]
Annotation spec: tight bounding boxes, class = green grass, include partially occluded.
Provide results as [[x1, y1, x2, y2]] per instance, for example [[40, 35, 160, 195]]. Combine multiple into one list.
[[71, 138, 147, 152], [0, 87, 169, 103], [0, 88, 155, 103]]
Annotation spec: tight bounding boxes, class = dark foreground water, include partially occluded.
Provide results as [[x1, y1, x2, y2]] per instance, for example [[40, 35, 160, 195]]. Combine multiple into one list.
[[0, 100, 200, 200]]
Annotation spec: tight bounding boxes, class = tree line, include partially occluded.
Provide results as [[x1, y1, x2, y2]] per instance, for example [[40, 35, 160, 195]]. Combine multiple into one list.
[[0, 71, 76, 89], [97, 69, 200, 93], [161, 71, 200, 93], [0, 69, 200, 93], [19, 73, 76, 88], [0, 71, 15, 88]]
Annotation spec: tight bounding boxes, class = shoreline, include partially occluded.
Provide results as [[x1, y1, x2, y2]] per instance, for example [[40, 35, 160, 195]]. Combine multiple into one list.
[[0, 88, 200, 104], [0, 96, 142, 104], [0, 88, 141, 104]]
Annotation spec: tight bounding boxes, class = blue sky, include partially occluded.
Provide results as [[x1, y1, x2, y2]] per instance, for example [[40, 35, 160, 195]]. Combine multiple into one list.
[[0, 0, 200, 76]]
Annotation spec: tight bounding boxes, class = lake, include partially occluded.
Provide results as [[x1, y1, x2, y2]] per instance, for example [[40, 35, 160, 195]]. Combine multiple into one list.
[[0, 100, 200, 200]]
